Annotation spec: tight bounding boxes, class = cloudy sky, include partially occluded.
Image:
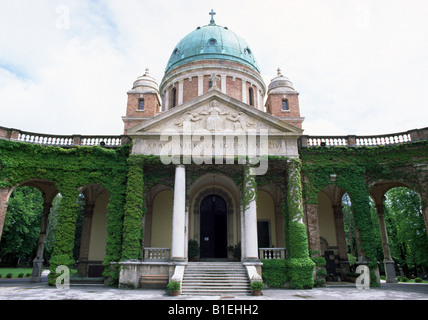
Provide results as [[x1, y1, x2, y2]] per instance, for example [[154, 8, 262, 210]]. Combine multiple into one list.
[[0, 0, 427, 136]]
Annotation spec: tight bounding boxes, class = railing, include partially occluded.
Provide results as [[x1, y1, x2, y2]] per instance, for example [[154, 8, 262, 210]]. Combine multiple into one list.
[[143, 247, 171, 261], [300, 127, 428, 148], [0, 126, 130, 148], [355, 133, 411, 146], [259, 248, 286, 260]]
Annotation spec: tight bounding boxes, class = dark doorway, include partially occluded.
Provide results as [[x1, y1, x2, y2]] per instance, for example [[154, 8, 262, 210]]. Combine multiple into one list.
[[200, 195, 227, 259], [257, 221, 270, 248]]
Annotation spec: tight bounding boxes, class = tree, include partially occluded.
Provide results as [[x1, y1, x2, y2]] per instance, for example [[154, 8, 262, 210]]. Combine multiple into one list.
[[384, 187, 428, 277], [0, 187, 44, 266]]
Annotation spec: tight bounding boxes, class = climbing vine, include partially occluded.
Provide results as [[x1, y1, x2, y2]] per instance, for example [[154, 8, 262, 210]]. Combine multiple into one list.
[[242, 165, 257, 211], [300, 141, 428, 284], [283, 159, 315, 289], [0, 139, 130, 286], [2, 138, 425, 289]]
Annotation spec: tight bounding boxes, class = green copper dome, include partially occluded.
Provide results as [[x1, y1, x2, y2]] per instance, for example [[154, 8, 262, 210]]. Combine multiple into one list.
[[165, 21, 260, 74]]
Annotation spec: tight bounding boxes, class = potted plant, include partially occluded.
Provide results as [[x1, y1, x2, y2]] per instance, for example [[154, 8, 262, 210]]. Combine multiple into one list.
[[167, 281, 181, 296], [227, 242, 241, 261], [250, 281, 263, 296], [188, 239, 200, 261]]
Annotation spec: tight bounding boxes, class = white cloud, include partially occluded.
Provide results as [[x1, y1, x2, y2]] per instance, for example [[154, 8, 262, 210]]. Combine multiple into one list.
[[0, 0, 427, 136]]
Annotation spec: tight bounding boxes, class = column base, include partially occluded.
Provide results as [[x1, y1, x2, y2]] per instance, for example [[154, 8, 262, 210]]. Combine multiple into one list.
[[242, 258, 262, 264], [30, 258, 44, 283], [384, 260, 398, 283]]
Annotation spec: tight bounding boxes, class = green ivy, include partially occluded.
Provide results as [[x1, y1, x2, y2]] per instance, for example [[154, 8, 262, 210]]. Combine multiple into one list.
[[0, 139, 130, 286], [242, 165, 257, 211], [121, 156, 145, 260], [282, 159, 315, 289], [300, 141, 428, 284]]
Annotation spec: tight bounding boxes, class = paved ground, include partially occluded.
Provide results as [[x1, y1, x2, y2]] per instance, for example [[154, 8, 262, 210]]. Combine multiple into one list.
[[0, 277, 427, 301], [1, 277, 426, 319]]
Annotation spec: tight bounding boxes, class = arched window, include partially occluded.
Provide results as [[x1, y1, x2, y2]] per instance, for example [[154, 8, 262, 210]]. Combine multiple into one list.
[[249, 87, 254, 106], [172, 88, 177, 108], [282, 99, 289, 111], [138, 99, 145, 110]]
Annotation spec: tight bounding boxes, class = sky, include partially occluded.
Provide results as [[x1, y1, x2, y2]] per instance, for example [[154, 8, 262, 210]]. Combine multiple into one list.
[[0, 0, 427, 136]]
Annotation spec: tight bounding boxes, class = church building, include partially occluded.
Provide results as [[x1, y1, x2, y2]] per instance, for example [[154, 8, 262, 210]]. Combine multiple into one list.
[[0, 10, 427, 295]]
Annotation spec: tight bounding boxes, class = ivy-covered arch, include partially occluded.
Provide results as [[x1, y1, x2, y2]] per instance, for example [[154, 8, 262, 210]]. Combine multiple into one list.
[[0, 139, 130, 285], [300, 141, 428, 285]]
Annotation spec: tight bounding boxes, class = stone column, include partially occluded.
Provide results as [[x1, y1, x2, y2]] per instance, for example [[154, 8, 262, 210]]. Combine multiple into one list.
[[376, 202, 397, 283], [422, 192, 428, 237], [164, 90, 169, 111], [221, 75, 227, 94], [242, 81, 247, 104], [285, 160, 314, 288], [305, 202, 321, 254], [31, 202, 52, 282], [198, 75, 204, 96], [242, 166, 259, 261], [0, 187, 11, 240], [333, 204, 351, 277], [332, 205, 349, 261], [178, 80, 184, 105], [77, 203, 95, 277], [171, 165, 186, 262]]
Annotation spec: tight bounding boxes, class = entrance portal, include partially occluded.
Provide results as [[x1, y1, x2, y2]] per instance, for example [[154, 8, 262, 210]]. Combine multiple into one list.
[[200, 195, 227, 258]]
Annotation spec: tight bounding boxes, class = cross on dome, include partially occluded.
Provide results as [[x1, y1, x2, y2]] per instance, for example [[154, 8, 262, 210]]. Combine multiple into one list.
[[209, 9, 216, 25]]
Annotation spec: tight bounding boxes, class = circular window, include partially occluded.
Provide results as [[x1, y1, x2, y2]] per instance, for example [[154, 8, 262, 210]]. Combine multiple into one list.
[[208, 38, 217, 46], [173, 48, 179, 55]]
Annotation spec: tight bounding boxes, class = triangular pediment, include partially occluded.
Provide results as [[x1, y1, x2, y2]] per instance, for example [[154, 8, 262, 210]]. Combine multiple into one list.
[[127, 89, 303, 137]]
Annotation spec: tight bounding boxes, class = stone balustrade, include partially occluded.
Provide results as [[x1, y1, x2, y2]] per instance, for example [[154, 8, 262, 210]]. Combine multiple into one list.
[[300, 127, 428, 148], [1, 125, 426, 149], [143, 247, 171, 261], [259, 248, 286, 260], [0, 126, 130, 147]]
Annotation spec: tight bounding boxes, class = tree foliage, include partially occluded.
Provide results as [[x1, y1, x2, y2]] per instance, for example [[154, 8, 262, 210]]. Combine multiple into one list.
[[384, 187, 428, 275], [0, 187, 43, 264]]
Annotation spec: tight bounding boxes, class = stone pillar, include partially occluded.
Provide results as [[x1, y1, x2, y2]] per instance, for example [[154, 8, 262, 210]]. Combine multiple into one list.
[[333, 205, 349, 261], [305, 203, 321, 254], [171, 165, 186, 262], [198, 76, 204, 96], [242, 166, 258, 262], [77, 203, 95, 277], [221, 75, 227, 94], [424, 205, 428, 238], [178, 80, 184, 105], [376, 202, 397, 283], [31, 202, 52, 282], [422, 192, 428, 237], [333, 204, 351, 277], [0, 187, 11, 240], [242, 81, 247, 104], [164, 90, 169, 111], [285, 160, 314, 288]]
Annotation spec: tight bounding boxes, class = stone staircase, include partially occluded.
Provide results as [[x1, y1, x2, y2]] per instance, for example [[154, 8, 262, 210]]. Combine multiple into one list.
[[181, 262, 251, 296]]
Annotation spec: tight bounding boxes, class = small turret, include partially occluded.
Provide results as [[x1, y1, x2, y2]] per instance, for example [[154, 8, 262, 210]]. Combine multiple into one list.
[[265, 68, 304, 129], [123, 68, 161, 133]]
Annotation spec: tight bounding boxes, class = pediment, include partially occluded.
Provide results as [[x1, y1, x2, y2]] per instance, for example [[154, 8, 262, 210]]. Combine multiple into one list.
[[127, 89, 303, 137]]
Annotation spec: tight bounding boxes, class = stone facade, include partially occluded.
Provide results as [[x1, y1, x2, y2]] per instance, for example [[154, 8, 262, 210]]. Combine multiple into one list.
[[0, 12, 427, 292]]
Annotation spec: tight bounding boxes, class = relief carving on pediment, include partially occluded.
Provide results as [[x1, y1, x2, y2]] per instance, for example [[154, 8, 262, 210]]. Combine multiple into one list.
[[175, 100, 255, 132]]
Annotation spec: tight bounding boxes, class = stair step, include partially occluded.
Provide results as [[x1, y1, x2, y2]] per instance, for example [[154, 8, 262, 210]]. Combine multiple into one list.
[[181, 262, 250, 296]]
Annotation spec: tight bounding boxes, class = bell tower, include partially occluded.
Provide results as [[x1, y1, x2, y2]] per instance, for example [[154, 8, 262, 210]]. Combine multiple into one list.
[[265, 68, 304, 129], [122, 68, 161, 133]]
